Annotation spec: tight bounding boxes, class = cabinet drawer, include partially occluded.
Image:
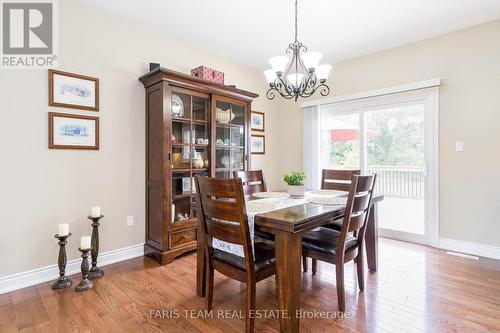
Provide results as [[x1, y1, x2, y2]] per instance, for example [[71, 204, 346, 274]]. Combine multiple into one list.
[[170, 229, 196, 249]]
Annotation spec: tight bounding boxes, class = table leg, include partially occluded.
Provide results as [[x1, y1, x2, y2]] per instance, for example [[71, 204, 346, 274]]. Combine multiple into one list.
[[275, 230, 302, 333], [196, 219, 205, 297], [365, 203, 379, 272]]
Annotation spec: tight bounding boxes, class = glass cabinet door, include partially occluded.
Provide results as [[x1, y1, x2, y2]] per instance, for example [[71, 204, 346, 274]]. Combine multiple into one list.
[[214, 98, 247, 178], [170, 89, 210, 223]]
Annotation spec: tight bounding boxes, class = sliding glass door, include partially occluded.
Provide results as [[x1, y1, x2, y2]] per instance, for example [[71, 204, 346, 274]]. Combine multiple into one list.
[[364, 103, 426, 242], [313, 88, 438, 245]]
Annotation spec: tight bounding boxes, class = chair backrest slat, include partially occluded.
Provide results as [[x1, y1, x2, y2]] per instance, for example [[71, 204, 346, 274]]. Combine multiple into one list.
[[202, 199, 241, 222], [347, 212, 367, 232], [351, 192, 371, 213], [321, 169, 360, 191], [199, 182, 238, 198], [206, 219, 245, 245], [353, 176, 375, 192], [234, 170, 267, 196]]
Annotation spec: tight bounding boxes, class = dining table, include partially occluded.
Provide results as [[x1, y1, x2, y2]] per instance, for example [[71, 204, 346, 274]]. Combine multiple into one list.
[[196, 191, 384, 333]]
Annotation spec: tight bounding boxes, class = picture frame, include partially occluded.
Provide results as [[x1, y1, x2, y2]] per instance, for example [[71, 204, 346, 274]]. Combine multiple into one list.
[[48, 112, 99, 150], [48, 69, 99, 111], [251, 134, 265, 154], [251, 111, 265, 132]]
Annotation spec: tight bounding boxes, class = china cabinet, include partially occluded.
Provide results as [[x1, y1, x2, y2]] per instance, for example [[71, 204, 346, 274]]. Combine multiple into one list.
[[139, 67, 258, 264]]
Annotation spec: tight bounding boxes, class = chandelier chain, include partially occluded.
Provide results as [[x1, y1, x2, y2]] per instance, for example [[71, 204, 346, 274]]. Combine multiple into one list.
[[294, 0, 298, 42]]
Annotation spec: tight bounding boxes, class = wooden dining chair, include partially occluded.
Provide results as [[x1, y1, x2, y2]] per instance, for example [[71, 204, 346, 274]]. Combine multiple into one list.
[[304, 169, 360, 273], [195, 176, 276, 333], [301, 174, 376, 312], [233, 170, 267, 196], [233, 170, 275, 242]]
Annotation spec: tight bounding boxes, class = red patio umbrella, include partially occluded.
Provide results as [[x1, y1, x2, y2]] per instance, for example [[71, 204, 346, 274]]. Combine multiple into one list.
[[326, 119, 379, 141]]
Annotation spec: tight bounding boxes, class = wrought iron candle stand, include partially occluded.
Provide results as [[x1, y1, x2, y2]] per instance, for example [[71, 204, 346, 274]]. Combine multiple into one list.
[[52, 233, 72, 289], [75, 247, 93, 292], [87, 214, 104, 279]]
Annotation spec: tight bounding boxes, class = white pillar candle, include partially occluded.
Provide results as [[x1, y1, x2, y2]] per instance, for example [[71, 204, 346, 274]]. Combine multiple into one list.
[[58, 223, 69, 236], [91, 206, 101, 218], [80, 236, 91, 249]]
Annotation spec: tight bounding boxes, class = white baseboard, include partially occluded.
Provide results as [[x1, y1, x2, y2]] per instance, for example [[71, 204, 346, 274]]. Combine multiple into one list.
[[3, 239, 496, 294], [0, 243, 144, 294], [439, 238, 500, 260]]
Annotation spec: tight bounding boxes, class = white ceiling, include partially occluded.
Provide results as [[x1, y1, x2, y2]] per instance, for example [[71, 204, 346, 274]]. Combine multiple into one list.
[[80, 0, 500, 71]]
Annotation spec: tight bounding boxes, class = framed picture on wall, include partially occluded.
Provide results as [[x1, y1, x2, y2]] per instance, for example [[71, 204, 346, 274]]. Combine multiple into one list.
[[48, 69, 99, 111], [251, 111, 265, 132], [251, 134, 265, 154], [49, 112, 99, 150]]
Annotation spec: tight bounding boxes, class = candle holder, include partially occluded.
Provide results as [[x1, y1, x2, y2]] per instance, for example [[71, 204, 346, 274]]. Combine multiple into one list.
[[75, 247, 93, 292], [52, 233, 72, 289], [87, 214, 104, 279]]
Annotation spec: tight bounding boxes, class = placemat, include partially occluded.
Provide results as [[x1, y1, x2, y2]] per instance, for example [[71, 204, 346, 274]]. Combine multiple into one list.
[[252, 192, 290, 199]]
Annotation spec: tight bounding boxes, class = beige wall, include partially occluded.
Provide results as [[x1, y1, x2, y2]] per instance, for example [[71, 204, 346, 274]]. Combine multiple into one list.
[[0, 0, 299, 277], [291, 19, 500, 247]]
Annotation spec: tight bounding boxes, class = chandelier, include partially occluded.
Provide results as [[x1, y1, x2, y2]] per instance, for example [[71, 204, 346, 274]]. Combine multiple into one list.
[[264, 0, 332, 101]]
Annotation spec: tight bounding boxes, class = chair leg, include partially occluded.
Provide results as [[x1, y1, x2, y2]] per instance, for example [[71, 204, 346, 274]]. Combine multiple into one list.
[[335, 264, 345, 312], [302, 256, 308, 272], [312, 259, 318, 275], [356, 251, 365, 291], [245, 282, 256, 333], [205, 259, 214, 311]]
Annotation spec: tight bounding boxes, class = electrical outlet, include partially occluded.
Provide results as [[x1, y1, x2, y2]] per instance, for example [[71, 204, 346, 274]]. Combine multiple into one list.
[[455, 141, 464, 152], [127, 215, 134, 227]]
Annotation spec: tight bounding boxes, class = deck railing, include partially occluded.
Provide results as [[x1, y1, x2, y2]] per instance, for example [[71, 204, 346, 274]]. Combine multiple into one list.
[[367, 166, 424, 199]]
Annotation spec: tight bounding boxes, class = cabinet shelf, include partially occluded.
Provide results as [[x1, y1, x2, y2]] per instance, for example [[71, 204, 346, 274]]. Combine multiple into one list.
[[173, 192, 192, 199], [172, 118, 209, 125], [172, 143, 209, 148], [172, 168, 208, 173], [215, 167, 244, 172], [216, 145, 244, 149], [172, 117, 191, 123], [172, 168, 191, 173], [215, 122, 244, 128]]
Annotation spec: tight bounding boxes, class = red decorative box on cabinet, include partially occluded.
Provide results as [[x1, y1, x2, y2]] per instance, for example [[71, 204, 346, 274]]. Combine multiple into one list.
[[191, 66, 224, 85]]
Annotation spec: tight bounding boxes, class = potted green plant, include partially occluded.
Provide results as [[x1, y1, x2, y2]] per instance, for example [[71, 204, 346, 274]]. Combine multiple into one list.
[[283, 171, 307, 197]]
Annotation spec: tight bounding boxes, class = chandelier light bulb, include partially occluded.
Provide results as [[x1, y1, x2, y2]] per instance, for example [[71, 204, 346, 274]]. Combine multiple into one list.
[[286, 72, 304, 87], [268, 56, 289, 74], [301, 52, 322, 70], [264, 69, 277, 83], [315, 64, 332, 81]]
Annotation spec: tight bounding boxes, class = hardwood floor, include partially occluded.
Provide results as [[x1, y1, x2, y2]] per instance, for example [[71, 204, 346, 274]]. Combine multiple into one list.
[[1, 238, 500, 333]]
